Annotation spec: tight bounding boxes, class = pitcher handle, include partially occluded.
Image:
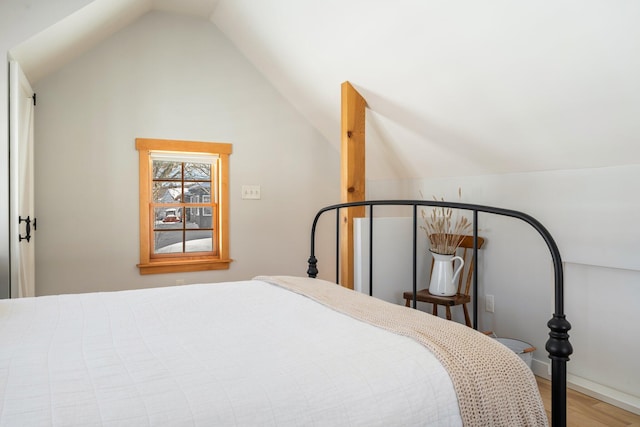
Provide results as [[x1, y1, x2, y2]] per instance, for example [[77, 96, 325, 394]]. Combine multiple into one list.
[[451, 256, 465, 284]]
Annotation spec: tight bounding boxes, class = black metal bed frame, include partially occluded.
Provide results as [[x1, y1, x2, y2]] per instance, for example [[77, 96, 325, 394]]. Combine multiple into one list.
[[306, 200, 572, 427]]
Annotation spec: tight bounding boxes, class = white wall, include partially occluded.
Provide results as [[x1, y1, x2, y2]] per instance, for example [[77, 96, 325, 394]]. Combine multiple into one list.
[[33, 10, 339, 295], [368, 166, 640, 413], [354, 217, 431, 305]]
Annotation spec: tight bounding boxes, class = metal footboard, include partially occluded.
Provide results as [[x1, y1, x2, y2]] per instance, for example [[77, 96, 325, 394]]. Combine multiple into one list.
[[307, 199, 572, 427]]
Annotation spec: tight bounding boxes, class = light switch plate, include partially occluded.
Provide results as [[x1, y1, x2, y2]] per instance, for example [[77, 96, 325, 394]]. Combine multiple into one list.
[[485, 295, 495, 313], [241, 185, 261, 200]]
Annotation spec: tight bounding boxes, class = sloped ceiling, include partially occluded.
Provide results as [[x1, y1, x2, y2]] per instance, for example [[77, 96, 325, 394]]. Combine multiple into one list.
[[10, 0, 640, 180]]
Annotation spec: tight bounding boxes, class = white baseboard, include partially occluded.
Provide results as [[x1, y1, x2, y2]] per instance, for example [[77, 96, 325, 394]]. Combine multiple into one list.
[[532, 358, 640, 416]]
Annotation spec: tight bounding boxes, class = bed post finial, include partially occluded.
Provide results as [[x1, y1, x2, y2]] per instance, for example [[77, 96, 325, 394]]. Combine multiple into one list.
[[546, 314, 572, 361], [307, 255, 318, 278], [546, 314, 572, 427]]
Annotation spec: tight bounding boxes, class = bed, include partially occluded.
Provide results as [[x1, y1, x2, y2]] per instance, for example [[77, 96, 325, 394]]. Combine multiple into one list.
[[0, 200, 571, 426]]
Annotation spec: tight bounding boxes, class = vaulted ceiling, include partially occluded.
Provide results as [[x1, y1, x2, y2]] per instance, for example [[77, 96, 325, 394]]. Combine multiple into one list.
[[10, 0, 640, 179]]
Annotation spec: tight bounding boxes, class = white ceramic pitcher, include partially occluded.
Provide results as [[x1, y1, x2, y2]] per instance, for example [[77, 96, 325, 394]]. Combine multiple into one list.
[[428, 252, 464, 296]]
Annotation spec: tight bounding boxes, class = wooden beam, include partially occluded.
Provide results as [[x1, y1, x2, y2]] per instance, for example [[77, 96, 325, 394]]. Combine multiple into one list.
[[340, 81, 366, 289]]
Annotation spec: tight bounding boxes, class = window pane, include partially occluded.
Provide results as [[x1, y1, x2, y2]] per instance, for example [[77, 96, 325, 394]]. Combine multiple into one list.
[[154, 230, 214, 254], [185, 182, 210, 205], [153, 161, 181, 180], [184, 162, 210, 181], [186, 230, 213, 253], [202, 195, 212, 216], [153, 182, 182, 203], [155, 207, 183, 226], [155, 231, 183, 253], [184, 207, 212, 229]]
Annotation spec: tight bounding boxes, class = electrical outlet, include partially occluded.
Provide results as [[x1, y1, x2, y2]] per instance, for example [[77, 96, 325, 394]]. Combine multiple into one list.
[[485, 295, 495, 313], [241, 185, 261, 200], [176, 279, 185, 285]]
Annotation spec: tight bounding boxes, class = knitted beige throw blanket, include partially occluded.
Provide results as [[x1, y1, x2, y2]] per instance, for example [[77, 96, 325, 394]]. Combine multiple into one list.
[[256, 276, 548, 427]]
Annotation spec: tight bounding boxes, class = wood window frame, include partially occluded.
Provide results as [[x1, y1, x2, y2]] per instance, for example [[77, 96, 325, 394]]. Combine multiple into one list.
[[136, 138, 232, 275]]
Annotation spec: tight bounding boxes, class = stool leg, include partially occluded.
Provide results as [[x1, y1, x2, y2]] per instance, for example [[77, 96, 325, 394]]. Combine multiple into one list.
[[445, 306, 452, 320], [432, 304, 438, 316], [405, 298, 410, 307]]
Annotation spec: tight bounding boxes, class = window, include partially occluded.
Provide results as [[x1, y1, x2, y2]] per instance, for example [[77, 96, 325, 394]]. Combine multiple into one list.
[[136, 138, 232, 274]]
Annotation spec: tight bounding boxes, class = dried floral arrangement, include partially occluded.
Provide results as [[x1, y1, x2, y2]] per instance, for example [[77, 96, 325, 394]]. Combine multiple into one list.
[[420, 190, 472, 255]]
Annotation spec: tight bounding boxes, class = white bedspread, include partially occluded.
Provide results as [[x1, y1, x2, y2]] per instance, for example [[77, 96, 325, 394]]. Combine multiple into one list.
[[0, 280, 461, 426]]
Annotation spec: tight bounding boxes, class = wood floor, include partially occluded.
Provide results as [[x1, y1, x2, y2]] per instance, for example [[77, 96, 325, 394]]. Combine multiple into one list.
[[536, 377, 640, 426]]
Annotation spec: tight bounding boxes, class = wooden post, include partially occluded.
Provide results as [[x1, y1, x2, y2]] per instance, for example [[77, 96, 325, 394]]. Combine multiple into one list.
[[340, 81, 366, 289]]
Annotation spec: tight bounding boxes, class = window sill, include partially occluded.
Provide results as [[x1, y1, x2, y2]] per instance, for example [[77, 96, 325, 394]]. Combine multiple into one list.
[[137, 259, 233, 275]]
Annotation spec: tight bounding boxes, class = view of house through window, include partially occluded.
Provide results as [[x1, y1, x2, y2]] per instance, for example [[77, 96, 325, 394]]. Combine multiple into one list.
[[136, 138, 232, 274], [151, 152, 217, 255]]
